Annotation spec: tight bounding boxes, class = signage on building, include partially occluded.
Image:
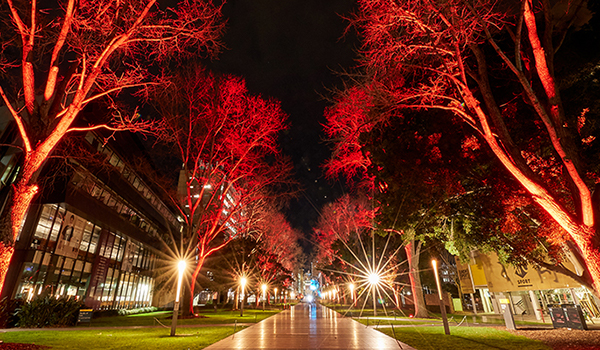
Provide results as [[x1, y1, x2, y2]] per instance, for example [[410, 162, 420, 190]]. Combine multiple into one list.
[[455, 259, 475, 294], [55, 210, 85, 259], [86, 229, 113, 308], [77, 309, 93, 323], [477, 252, 582, 292]]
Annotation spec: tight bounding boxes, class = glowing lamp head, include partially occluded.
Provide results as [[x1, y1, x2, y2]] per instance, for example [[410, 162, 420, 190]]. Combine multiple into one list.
[[349, 283, 355, 291], [178, 260, 186, 273], [368, 272, 381, 286], [240, 277, 247, 288], [262, 284, 267, 292], [175, 260, 186, 303]]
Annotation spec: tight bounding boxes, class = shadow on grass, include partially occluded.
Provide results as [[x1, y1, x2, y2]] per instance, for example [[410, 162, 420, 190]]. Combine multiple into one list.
[[452, 335, 513, 350]]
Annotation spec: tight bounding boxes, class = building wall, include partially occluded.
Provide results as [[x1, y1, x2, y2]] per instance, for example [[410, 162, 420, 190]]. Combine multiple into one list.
[[2, 131, 179, 310]]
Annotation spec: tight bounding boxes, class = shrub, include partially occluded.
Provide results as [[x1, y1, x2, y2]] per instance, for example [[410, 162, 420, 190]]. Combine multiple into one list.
[[118, 306, 158, 316], [0, 297, 23, 328], [18, 296, 83, 327]]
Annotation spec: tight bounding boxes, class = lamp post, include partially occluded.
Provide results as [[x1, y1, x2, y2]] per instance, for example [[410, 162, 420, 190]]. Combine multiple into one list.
[[274, 288, 278, 304], [170, 260, 186, 336], [368, 272, 380, 316], [432, 259, 450, 335], [240, 277, 247, 317], [349, 283, 355, 306], [262, 284, 267, 311]]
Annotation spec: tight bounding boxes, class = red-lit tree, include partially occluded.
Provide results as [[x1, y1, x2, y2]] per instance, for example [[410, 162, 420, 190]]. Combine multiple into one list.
[[313, 194, 427, 315], [314, 195, 374, 265], [0, 0, 225, 292], [150, 67, 294, 314], [323, 90, 435, 316], [347, 0, 600, 294], [255, 207, 302, 274]]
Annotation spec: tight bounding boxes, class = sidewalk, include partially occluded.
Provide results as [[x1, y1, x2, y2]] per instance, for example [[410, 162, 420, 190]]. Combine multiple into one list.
[[204, 302, 416, 349]]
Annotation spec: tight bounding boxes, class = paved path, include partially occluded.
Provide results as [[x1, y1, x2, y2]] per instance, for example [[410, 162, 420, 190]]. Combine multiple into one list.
[[204, 302, 415, 349]]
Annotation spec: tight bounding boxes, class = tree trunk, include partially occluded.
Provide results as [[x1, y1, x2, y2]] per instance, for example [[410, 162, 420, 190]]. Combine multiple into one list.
[[187, 255, 206, 315], [393, 285, 401, 309], [405, 238, 429, 318], [572, 227, 600, 297], [0, 177, 40, 293]]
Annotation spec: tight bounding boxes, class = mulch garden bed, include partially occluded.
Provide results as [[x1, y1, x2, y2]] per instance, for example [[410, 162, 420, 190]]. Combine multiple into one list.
[[511, 328, 600, 350]]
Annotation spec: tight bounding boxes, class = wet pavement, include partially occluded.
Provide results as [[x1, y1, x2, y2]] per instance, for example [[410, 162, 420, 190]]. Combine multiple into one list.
[[203, 302, 414, 349]]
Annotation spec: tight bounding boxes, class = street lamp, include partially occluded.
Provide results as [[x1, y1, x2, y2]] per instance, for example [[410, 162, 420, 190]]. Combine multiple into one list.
[[349, 283, 355, 306], [170, 260, 186, 336], [368, 272, 381, 316], [240, 277, 247, 317], [432, 259, 450, 335], [261, 284, 267, 311], [274, 287, 278, 304]]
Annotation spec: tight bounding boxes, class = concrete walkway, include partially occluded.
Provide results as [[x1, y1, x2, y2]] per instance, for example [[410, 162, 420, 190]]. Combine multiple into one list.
[[204, 302, 415, 349]]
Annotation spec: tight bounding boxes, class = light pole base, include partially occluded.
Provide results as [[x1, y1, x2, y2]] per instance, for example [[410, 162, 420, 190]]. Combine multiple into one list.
[[170, 301, 180, 336]]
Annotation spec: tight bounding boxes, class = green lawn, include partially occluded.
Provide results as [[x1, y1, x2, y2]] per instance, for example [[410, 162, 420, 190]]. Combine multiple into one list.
[[84, 308, 280, 327], [0, 327, 241, 350], [356, 318, 439, 326], [322, 303, 550, 328], [377, 326, 551, 350]]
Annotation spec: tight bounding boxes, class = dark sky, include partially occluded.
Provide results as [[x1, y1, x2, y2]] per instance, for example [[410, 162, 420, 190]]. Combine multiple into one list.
[[206, 0, 359, 256]]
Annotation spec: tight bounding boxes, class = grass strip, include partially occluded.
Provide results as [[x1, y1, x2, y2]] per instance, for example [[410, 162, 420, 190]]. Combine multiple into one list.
[[1, 326, 240, 350], [376, 325, 551, 350], [83, 309, 280, 327]]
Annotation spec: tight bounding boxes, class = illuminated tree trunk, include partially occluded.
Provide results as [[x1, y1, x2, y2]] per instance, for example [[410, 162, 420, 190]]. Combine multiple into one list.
[[186, 255, 206, 316], [0, 155, 48, 291], [405, 238, 428, 318], [392, 285, 402, 309]]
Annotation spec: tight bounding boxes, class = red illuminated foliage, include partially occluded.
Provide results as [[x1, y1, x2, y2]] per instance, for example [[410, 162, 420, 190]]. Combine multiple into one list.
[[314, 194, 374, 265], [313, 194, 428, 314], [345, 0, 600, 294], [0, 0, 224, 293], [255, 208, 302, 274], [324, 87, 376, 186], [150, 67, 294, 314]]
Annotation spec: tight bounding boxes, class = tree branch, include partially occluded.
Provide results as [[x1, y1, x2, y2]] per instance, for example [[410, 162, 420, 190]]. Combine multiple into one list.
[[0, 85, 32, 153]]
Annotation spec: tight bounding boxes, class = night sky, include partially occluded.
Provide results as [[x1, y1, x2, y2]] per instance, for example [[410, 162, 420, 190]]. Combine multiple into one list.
[[206, 0, 359, 256]]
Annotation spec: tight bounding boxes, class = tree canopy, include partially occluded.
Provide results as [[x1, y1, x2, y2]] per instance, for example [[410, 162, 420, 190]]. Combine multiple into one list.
[[326, 0, 600, 294]]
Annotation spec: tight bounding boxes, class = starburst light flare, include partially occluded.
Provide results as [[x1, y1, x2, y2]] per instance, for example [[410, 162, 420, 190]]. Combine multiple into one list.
[[318, 228, 429, 319]]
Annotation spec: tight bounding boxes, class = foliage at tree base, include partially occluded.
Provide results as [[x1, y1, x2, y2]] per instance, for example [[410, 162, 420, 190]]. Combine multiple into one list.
[[17, 296, 82, 328]]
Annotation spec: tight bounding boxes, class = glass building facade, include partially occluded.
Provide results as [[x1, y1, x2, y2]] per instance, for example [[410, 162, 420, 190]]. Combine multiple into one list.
[[3, 132, 178, 310], [15, 203, 157, 309]]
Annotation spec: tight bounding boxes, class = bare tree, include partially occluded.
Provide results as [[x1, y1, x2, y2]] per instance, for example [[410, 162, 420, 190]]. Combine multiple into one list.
[[150, 67, 294, 314], [0, 0, 225, 292]]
